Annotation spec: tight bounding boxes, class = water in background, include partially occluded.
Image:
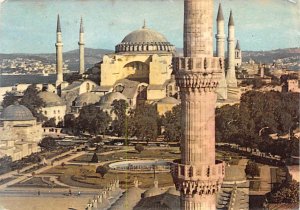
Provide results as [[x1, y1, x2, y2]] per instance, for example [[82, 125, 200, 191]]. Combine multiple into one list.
[[0, 74, 56, 87]]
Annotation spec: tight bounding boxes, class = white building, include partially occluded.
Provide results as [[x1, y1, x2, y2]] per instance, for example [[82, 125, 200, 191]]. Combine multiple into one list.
[[38, 91, 66, 124]]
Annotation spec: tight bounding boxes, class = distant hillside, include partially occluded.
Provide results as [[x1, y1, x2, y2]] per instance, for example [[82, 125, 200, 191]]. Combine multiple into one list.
[[0, 48, 113, 71], [0, 47, 298, 71], [242, 48, 300, 63]]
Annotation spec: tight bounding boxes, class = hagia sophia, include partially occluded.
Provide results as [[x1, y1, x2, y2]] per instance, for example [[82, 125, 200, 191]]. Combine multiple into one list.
[[54, 2, 242, 117]]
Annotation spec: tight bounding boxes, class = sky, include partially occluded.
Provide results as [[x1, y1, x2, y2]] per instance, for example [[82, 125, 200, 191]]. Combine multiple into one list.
[[0, 0, 299, 53]]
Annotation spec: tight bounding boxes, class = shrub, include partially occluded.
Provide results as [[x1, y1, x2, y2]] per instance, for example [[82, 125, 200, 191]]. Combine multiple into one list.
[[135, 144, 145, 153]]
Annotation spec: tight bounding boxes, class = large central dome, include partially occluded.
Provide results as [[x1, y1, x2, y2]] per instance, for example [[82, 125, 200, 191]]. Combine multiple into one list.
[[122, 28, 168, 43], [115, 25, 175, 53]]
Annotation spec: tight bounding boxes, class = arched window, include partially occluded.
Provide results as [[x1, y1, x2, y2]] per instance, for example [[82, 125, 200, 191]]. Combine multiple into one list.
[[86, 82, 90, 92], [137, 85, 147, 100], [168, 85, 173, 97]]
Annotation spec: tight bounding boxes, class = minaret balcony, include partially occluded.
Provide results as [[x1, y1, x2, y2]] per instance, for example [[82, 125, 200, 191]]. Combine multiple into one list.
[[171, 160, 225, 196], [171, 159, 225, 181], [173, 56, 223, 73]]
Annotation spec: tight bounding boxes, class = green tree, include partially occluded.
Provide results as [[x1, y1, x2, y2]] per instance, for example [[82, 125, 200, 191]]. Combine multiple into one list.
[[268, 179, 299, 203], [111, 99, 128, 137], [20, 85, 46, 122], [38, 137, 57, 151], [1, 92, 19, 108], [245, 161, 260, 178], [96, 165, 109, 178], [42, 118, 56, 127], [77, 104, 111, 135], [162, 105, 183, 142], [215, 104, 239, 142], [91, 152, 98, 163], [134, 144, 145, 153], [128, 103, 159, 142], [64, 114, 78, 134]]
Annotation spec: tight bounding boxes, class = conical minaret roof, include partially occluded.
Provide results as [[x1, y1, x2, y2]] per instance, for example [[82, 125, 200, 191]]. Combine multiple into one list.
[[80, 17, 84, 33], [217, 3, 224, 21], [228, 10, 234, 26], [236, 40, 240, 50], [57, 14, 61, 32]]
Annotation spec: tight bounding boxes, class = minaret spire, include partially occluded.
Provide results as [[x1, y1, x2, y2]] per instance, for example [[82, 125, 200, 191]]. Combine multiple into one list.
[[217, 3, 224, 21], [226, 9, 238, 87], [236, 40, 240, 50], [79, 17, 85, 75], [57, 14, 61, 33], [56, 14, 63, 87], [142, 19, 146, 29], [80, 16, 84, 33], [228, 10, 235, 26]]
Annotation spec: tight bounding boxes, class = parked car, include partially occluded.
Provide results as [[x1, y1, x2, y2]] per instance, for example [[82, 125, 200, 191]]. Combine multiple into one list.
[[114, 142, 124, 146]]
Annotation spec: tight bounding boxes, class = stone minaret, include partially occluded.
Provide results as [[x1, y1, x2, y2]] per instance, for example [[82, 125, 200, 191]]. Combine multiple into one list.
[[172, 0, 225, 209], [216, 3, 225, 58], [56, 14, 63, 86], [226, 10, 237, 87], [78, 17, 85, 75], [215, 3, 228, 100]]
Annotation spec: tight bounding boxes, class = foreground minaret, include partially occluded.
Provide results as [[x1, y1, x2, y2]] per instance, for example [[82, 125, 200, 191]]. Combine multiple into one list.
[[226, 10, 237, 87], [215, 3, 228, 100], [78, 17, 85, 75], [56, 15, 63, 86], [172, 0, 225, 209]]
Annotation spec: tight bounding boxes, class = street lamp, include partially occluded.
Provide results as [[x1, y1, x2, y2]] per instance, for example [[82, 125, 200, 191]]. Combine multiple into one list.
[[259, 127, 269, 137]]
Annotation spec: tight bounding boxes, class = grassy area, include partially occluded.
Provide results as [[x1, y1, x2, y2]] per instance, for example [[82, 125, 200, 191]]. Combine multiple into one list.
[[43, 164, 173, 189], [71, 147, 181, 163], [216, 150, 243, 165], [10, 177, 66, 188], [37, 148, 244, 190]]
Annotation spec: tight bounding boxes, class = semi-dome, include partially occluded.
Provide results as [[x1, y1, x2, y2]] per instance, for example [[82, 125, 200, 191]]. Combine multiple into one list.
[[38, 91, 65, 107], [0, 104, 35, 121], [99, 92, 128, 109], [115, 26, 175, 53], [74, 92, 101, 107]]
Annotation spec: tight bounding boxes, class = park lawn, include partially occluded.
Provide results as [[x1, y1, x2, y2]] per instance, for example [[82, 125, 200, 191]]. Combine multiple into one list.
[[43, 164, 173, 189], [71, 148, 181, 163], [216, 150, 242, 165]]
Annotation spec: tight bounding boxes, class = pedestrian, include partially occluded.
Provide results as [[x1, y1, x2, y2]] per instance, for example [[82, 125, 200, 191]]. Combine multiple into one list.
[[78, 191, 81, 196], [38, 190, 40, 196], [69, 189, 72, 196]]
